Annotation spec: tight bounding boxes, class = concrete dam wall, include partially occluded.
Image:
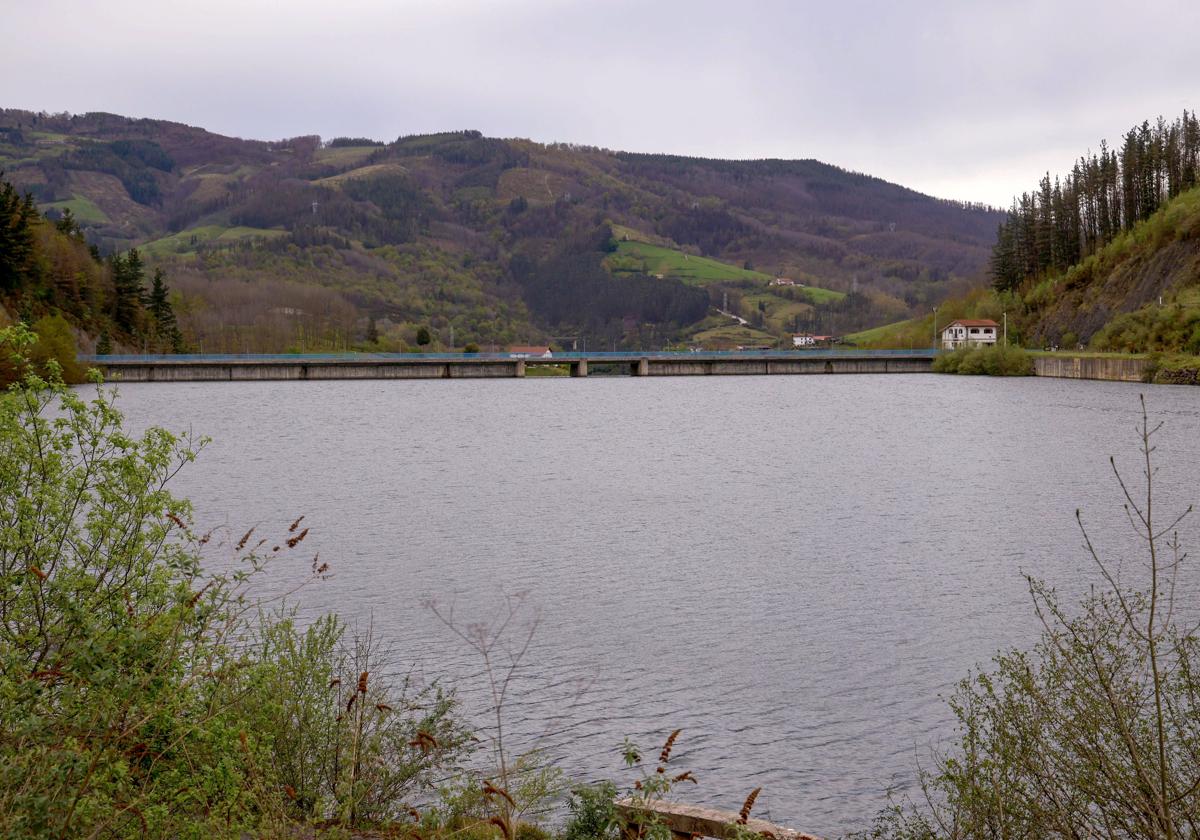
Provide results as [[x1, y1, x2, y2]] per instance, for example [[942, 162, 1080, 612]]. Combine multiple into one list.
[[89, 352, 937, 383], [1034, 356, 1148, 383]]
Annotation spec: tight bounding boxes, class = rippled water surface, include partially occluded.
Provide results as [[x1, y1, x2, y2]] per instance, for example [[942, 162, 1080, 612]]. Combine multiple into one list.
[[111, 374, 1200, 836]]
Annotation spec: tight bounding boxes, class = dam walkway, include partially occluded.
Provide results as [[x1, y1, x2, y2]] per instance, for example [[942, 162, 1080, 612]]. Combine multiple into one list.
[[81, 349, 937, 382]]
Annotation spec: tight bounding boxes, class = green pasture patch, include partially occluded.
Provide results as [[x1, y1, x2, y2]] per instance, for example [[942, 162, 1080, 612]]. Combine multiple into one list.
[[690, 323, 779, 347], [609, 240, 771, 285], [44, 196, 108, 224]]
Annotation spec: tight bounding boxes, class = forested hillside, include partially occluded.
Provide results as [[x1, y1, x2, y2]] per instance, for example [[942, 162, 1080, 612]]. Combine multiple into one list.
[[991, 112, 1199, 292], [853, 111, 1200, 353], [0, 174, 182, 376], [989, 112, 1200, 351], [0, 109, 1005, 350]]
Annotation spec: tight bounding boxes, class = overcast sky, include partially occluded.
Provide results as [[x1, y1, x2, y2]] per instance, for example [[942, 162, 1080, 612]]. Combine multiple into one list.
[[4, 0, 1198, 206]]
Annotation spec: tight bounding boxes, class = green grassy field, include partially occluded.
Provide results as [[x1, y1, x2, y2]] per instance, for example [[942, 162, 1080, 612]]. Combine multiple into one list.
[[523, 363, 570, 377], [140, 224, 288, 257], [315, 162, 409, 186], [792, 284, 844, 304], [606, 240, 848, 319], [844, 317, 922, 345], [608, 240, 772, 285], [609, 223, 675, 248], [44, 196, 109, 224], [740, 292, 811, 333], [313, 146, 379, 168], [690, 323, 779, 347]]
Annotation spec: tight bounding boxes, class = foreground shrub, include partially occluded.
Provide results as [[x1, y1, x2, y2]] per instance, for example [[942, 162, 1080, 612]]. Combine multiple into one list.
[[858, 399, 1200, 838], [0, 326, 273, 838], [243, 613, 471, 825], [0, 325, 468, 838], [933, 344, 1032, 376], [562, 781, 619, 840]]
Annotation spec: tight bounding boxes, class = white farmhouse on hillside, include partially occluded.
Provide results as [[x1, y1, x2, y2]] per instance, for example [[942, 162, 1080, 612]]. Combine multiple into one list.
[[793, 334, 834, 347], [508, 345, 553, 358], [941, 319, 999, 350]]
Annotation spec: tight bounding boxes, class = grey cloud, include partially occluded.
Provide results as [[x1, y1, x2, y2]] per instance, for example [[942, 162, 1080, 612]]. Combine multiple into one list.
[[2, 0, 1198, 205]]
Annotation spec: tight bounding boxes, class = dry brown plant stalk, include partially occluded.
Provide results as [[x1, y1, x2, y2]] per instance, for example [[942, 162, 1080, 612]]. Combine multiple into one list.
[[235, 526, 255, 551], [483, 781, 516, 808], [489, 815, 513, 839], [657, 728, 682, 773], [738, 787, 761, 824]]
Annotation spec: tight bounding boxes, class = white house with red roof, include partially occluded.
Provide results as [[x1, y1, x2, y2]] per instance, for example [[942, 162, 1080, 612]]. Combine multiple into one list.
[[793, 334, 834, 347], [941, 319, 999, 350], [508, 345, 553, 358]]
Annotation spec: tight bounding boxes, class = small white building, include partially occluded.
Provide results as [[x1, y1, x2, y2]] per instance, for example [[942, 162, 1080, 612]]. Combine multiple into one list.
[[941, 319, 999, 350], [793, 334, 834, 348], [508, 345, 553, 359]]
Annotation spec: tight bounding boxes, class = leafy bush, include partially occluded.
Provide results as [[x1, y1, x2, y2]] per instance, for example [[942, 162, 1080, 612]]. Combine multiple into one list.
[[932, 343, 1032, 376], [0, 325, 469, 837], [28, 313, 85, 383], [0, 325, 268, 838], [857, 400, 1200, 838], [562, 782, 619, 840], [1090, 291, 1200, 354], [244, 613, 471, 825]]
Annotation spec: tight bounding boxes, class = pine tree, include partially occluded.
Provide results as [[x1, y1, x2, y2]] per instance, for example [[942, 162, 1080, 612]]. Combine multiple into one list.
[[0, 179, 39, 291], [148, 268, 171, 325], [990, 222, 1019, 292], [990, 112, 1200, 291], [147, 268, 183, 352], [54, 207, 81, 239], [110, 249, 145, 335]]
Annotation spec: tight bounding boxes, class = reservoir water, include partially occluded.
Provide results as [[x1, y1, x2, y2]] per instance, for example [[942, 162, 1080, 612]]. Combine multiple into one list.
[[110, 374, 1200, 836]]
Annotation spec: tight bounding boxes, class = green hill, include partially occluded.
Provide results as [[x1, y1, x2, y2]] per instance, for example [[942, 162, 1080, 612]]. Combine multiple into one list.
[[0, 109, 1005, 351]]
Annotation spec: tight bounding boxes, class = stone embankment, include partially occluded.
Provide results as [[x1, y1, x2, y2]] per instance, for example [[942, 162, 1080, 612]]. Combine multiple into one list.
[[1034, 354, 1200, 385]]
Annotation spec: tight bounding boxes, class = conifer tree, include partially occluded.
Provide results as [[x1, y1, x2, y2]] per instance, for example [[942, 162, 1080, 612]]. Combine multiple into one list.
[[110, 248, 145, 334], [147, 268, 184, 352], [990, 111, 1200, 291], [0, 178, 39, 292], [54, 207, 80, 239]]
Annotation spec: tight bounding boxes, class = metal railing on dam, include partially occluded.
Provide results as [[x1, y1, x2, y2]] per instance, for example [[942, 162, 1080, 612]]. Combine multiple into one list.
[[79, 349, 938, 382]]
